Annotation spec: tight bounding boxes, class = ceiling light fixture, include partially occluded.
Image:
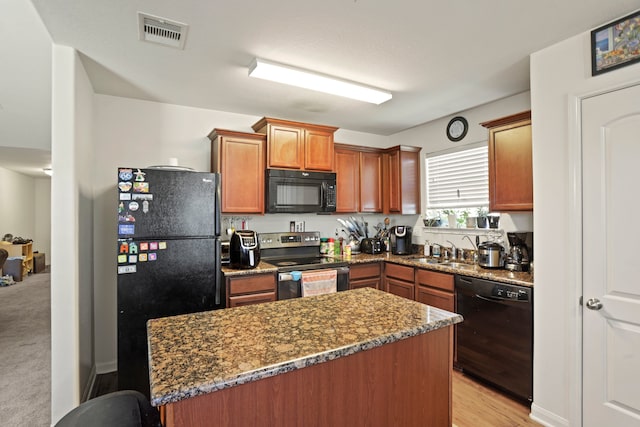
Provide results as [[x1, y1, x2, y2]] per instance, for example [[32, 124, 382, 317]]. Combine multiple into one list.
[[43, 168, 52, 176], [248, 58, 392, 105]]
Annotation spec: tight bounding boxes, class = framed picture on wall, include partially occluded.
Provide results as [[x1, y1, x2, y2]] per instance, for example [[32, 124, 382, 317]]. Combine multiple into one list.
[[591, 10, 640, 76]]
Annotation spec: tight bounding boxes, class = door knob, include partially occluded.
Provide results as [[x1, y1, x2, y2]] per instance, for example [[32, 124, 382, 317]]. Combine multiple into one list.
[[585, 298, 603, 310]]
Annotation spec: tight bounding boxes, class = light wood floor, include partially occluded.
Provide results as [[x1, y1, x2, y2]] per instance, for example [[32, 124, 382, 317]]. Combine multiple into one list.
[[453, 370, 540, 427]]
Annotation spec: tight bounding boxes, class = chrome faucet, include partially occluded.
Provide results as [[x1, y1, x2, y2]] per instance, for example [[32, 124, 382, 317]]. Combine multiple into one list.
[[446, 240, 457, 260], [462, 235, 477, 250]]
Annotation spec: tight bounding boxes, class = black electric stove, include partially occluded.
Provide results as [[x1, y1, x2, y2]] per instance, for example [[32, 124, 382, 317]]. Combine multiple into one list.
[[258, 231, 348, 271], [258, 231, 349, 299]]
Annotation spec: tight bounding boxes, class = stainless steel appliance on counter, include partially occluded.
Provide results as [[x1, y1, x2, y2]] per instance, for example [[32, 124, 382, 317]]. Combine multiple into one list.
[[265, 169, 337, 213], [477, 241, 505, 268], [116, 167, 224, 399], [455, 275, 533, 402], [258, 231, 349, 299]]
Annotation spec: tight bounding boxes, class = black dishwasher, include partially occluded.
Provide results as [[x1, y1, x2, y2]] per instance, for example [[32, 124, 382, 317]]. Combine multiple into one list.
[[455, 275, 533, 402]]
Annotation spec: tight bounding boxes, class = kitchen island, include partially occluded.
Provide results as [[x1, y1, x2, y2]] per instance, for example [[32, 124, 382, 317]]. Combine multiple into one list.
[[147, 287, 462, 427]]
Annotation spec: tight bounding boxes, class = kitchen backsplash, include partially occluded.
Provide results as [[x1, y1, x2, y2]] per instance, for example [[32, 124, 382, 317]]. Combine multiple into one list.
[[222, 210, 533, 252], [222, 214, 419, 242]]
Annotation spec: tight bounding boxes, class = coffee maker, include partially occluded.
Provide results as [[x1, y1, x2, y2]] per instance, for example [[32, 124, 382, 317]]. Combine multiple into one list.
[[389, 226, 412, 255], [505, 232, 533, 272]]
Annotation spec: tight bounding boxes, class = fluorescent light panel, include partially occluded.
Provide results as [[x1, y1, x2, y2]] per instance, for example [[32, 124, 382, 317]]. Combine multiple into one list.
[[248, 58, 392, 105]]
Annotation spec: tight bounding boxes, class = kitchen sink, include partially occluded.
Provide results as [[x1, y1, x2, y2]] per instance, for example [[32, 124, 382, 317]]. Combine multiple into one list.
[[410, 257, 443, 265], [439, 261, 475, 270]]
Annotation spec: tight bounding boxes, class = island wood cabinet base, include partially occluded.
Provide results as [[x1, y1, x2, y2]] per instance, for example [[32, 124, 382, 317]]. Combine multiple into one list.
[[161, 326, 453, 427]]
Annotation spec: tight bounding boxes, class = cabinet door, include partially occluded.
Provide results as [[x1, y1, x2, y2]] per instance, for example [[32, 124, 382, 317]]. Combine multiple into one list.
[[305, 128, 334, 171], [416, 286, 454, 312], [384, 146, 421, 215], [387, 150, 401, 212], [268, 124, 304, 169], [360, 151, 383, 213], [220, 136, 265, 213], [386, 277, 414, 300], [487, 117, 533, 211], [334, 147, 360, 212]]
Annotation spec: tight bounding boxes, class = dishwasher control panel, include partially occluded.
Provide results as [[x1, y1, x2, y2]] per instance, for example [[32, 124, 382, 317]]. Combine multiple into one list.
[[492, 285, 530, 301]]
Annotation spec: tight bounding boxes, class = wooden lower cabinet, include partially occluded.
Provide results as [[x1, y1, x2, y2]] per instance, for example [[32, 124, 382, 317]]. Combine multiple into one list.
[[161, 326, 453, 427], [384, 263, 415, 300], [349, 262, 382, 290], [226, 273, 276, 308], [415, 269, 455, 312]]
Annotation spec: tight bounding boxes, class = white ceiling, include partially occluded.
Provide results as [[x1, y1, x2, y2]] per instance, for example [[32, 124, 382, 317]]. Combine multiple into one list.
[[2, 0, 639, 176]]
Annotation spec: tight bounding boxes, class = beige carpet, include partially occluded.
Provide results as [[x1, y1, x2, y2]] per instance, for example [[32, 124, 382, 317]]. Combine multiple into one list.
[[0, 270, 51, 426]]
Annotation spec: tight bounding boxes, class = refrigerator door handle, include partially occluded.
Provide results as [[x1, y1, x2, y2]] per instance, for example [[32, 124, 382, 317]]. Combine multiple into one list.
[[215, 238, 222, 306], [214, 173, 221, 238]]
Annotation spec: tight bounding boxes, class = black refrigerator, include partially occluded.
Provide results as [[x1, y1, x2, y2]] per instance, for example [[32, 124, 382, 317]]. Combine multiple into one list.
[[116, 167, 223, 398]]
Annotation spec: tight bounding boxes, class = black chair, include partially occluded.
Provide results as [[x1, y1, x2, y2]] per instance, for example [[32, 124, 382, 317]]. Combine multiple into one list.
[[54, 390, 162, 427]]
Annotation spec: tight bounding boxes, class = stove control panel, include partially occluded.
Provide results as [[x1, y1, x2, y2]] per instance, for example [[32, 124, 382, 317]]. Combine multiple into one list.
[[258, 231, 321, 249]]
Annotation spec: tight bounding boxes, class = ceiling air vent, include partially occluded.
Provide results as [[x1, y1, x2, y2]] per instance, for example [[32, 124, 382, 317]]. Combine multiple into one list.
[[137, 12, 188, 49]]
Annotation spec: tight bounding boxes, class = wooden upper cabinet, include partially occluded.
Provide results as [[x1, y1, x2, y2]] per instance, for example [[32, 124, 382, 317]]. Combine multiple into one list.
[[252, 117, 337, 171], [266, 124, 304, 169], [383, 146, 422, 214], [208, 129, 266, 214], [481, 111, 533, 211], [360, 150, 383, 213], [334, 144, 360, 213]]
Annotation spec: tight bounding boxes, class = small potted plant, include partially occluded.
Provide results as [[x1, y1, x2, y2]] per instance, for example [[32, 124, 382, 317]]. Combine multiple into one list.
[[443, 209, 457, 228], [463, 209, 476, 228], [476, 207, 489, 228]]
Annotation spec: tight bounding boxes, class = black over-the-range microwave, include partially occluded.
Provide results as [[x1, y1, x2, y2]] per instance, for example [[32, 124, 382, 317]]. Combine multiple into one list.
[[265, 169, 337, 214]]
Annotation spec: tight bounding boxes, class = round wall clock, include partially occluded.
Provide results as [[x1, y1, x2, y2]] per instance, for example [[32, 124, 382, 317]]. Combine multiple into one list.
[[446, 116, 468, 142]]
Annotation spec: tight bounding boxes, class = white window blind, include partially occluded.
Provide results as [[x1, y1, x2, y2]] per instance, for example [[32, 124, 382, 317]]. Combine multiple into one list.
[[426, 145, 488, 209]]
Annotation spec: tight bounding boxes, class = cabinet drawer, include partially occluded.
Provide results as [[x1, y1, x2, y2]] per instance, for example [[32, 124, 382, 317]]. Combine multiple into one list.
[[229, 292, 276, 307], [349, 262, 382, 280], [385, 263, 414, 282], [228, 274, 276, 296], [416, 269, 454, 292]]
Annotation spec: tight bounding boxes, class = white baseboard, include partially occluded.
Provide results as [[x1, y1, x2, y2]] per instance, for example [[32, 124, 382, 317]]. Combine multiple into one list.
[[95, 359, 117, 374], [530, 403, 570, 427]]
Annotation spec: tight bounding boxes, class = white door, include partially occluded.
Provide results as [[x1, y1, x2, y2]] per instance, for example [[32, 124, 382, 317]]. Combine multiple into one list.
[[582, 84, 640, 426]]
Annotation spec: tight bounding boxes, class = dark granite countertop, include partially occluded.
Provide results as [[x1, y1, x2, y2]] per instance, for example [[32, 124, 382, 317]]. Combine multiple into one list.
[[223, 252, 533, 287], [147, 287, 462, 407]]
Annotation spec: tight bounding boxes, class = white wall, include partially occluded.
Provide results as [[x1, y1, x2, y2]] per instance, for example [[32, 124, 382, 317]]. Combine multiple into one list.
[[0, 168, 51, 271], [0, 167, 36, 240], [50, 45, 95, 424], [530, 20, 640, 427], [34, 177, 51, 259]]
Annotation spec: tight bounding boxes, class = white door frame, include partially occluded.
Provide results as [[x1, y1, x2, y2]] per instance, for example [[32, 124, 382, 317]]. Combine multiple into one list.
[[567, 78, 640, 427]]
